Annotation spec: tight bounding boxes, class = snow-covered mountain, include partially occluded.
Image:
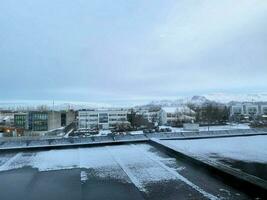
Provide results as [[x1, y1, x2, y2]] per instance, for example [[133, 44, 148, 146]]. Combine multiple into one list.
[[147, 93, 267, 107], [1, 93, 267, 111], [147, 96, 212, 107], [0, 100, 112, 111], [203, 93, 267, 103], [190, 96, 211, 105]]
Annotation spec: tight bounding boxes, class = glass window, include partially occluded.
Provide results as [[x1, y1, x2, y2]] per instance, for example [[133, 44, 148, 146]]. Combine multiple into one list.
[[99, 113, 108, 123]]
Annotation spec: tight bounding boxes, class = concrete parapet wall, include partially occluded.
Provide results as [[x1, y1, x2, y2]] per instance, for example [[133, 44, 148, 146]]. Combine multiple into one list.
[[0, 128, 267, 151]]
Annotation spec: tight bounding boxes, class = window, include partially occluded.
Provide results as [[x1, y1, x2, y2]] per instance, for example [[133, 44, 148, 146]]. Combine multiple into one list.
[[99, 113, 108, 123]]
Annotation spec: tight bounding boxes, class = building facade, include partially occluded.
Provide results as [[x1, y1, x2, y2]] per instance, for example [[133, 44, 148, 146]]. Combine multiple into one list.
[[28, 112, 48, 131], [14, 110, 76, 133], [135, 107, 162, 125], [230, 103, 267, 119], [14, 113, 27, 129], [244, 104, 259, 116], [78, 109, 129, 130], [230, 105, 244, 116], [160, 106, 195, 125], [0, 111, 14, 126], [260, 105, 267, 116]]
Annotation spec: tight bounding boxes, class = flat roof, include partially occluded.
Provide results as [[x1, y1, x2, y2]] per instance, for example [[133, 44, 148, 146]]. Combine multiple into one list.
[[0, 143, 250, 200]]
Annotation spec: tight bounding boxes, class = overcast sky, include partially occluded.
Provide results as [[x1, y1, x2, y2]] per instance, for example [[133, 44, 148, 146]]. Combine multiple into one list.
[[1, 0, 267, 103]]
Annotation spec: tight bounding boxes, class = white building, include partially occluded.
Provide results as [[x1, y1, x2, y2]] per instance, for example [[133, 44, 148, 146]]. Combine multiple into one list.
[[230, 103, 267, 118], [78, 108, 129, 130], [0, 111, 14, 126], [135, 108, 161, 125], [244, 104, 259, 115], [160, 106, 195, 125], [260, 105, 267, 116], [230, 105, 244, 116]]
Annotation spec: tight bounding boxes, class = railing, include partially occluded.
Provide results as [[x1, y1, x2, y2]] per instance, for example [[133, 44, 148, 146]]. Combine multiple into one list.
[[0, 128, 267, 149]]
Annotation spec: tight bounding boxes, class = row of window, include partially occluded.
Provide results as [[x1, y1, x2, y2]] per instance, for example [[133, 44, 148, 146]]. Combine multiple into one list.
[[79, 113, 127, 117], [30, 114, 48, 120], [79, 114, 98, 117], [80, 117, 127, 123], [80, 119, 98, 122]]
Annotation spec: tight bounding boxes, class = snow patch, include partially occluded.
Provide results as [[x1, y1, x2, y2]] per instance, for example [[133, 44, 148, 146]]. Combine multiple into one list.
[[163, 135, 267, 163], [80, 171, 88, 183]]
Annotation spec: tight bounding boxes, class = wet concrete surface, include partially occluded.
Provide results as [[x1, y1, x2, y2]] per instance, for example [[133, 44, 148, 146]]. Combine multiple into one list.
[[0, 143, 253, 200], [220, 158, 267, 181], [163, 135, 267, 184]]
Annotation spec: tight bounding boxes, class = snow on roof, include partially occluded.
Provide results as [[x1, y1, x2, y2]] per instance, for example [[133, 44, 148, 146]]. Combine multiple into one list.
[[0, 116, 13, 121], [162, 107, 178, 113], [163, 135, 267, 164], [162, 106, 195, 114]]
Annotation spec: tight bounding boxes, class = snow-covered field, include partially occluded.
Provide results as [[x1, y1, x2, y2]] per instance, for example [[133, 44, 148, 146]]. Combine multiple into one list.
[[163, 135, 267, 163]]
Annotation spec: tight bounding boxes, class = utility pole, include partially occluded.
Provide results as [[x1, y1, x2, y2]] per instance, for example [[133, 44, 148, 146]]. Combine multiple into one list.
[[52, 100, 55, 129]]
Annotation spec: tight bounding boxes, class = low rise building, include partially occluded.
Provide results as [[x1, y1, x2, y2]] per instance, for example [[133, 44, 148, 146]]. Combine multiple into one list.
[[78, 108, 129, 130], [260, 105, 267, 117], [14, 113, 27, 129], [135, 107, 162, 125], [230, 105, 244, 116], [230, 103, 267, 120], [244, 104, 259, 116], [14, 110, 76, 133], [160, 106, 195, 126], [0, 111, 14, 126]]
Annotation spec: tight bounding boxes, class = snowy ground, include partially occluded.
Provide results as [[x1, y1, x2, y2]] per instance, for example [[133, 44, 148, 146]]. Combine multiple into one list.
[[160, 123, 250, 132], [163, 135, 267, 164], [85, 124, 250, 137], [0, 144, 249, 199], [129, 130, 144, 135], [97, 130, 112, 136]]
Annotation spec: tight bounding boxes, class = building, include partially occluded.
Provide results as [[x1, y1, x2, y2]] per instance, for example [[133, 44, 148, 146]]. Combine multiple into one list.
[[135, 107, 162, 125], [244, 104, 259, 116], [14, 113, 27, 129], [230, 105, 244, 116], [14, 110, 76, 133], [78, 108, 129, 130], [260, 105, 267, 116], [0, 111, 14, 126], [160, 106, 195, 125], [230, 103, 267, 120]]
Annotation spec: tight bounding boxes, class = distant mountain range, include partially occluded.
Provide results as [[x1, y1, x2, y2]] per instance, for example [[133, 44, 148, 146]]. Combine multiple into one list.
[[147, 96, 214, 107], [147, 93, 267, 107], [1, 93, 267, 110], [0, 100, 112, 111], [204, 93, 267, 103]]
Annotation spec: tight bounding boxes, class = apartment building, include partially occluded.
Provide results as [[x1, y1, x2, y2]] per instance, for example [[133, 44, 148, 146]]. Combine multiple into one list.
[[78, 108, 129, 130]]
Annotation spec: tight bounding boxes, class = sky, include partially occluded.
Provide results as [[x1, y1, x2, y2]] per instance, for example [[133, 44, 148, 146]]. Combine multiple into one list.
[[0, 0, 267, 104]]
